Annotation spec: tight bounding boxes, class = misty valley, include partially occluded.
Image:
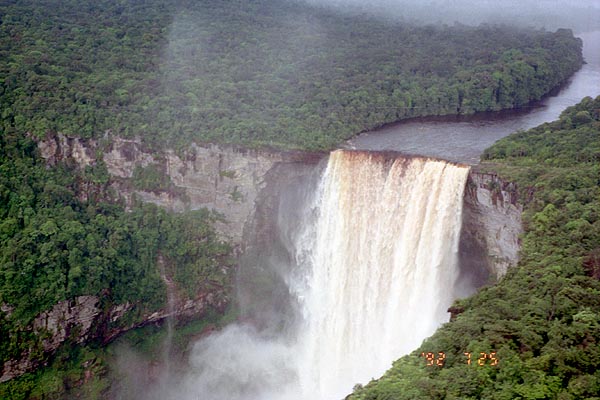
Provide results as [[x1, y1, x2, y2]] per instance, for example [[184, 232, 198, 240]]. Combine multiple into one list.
[[1, 1, 600, 399]]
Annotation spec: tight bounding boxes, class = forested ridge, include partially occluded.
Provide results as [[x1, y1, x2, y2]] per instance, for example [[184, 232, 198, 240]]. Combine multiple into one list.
[[0, 0, 583, 150], [349, 96, 600, 399]]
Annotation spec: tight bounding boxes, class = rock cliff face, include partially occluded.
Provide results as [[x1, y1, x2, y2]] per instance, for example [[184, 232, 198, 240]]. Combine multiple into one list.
[[0, 287, 228, 383], [37, 135, 522, 272], [3, 135, 522, 382], [459, 172, 523, 282], [38, 134, 322, 247], [0, 134, 324, 383]]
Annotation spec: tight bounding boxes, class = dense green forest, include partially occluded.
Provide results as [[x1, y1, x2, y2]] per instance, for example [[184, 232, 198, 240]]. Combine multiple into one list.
[[0, 0, 592, 397], [349, 96, 600, 400], [0, 131, 232, 395], [0, 0, 583, 150]]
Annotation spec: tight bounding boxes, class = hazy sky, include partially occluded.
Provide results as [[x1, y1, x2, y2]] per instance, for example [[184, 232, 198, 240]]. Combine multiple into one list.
[[300, 0, 600, 32]]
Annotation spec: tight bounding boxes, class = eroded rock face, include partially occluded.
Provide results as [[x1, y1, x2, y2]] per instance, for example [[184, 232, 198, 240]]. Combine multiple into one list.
[[0, 289, 227, 382], [33, 296, 101, 352], [161, 144, 285, 244], [103, 137, 156, 178], [37, 134, 524, 283], [23, 134, 524, 385], [1, 296, 101, 382], [37, 133, 96, 167], [37, 134, 321, 246], [0, 134, 324, 383], [460, 172, 523, 281]]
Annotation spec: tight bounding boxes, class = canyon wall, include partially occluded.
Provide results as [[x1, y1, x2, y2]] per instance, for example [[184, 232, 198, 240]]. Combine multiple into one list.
[[37, 132, 523, 291], [460, 171, 523, 282], [2, 135, 521, 382], [1, 289, 227, 382], [2, 135, 296, 382], [1, 135, 323, 382], [38, 133, 323, 248]]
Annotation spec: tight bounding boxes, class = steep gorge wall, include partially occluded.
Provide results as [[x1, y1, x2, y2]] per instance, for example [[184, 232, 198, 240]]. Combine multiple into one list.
[[1, 289, 227, 382], [38, 134, 323, 247], [37, 133, 523, 305], [2, 135, 320, 382], [3, 136, 522, 382], [459, 172, 523, 282]]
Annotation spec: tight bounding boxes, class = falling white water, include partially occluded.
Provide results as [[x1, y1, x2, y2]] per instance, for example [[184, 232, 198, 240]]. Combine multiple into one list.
[[293, 150, 470, 399], [169, 150, 470, 400], [159, 254, 175, 381]]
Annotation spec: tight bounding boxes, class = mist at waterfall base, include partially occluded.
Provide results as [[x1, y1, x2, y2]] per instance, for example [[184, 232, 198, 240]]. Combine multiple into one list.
[[157, 150, 473, 400]]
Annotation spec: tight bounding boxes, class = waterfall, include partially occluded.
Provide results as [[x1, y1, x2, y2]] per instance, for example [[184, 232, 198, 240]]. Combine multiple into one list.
[[158, 253, 176, 384], [170, 150, 470, 400], [293, 150, 470, 398]]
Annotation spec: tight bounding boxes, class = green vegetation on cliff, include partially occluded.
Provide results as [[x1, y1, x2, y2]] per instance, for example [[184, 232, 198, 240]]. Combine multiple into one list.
[[0, 308, 237, 400], [0, 0, 583, 150], [349, 96, 600, 399], [0, 0, 591, 396], [0, 132, 232, 388]]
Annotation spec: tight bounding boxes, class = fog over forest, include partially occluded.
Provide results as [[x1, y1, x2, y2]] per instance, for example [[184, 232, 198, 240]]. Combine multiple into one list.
[[300, 0, 600, 31]]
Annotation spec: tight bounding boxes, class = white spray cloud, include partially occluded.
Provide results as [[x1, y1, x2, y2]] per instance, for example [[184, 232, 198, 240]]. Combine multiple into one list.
[[165, 324, 300, 400]]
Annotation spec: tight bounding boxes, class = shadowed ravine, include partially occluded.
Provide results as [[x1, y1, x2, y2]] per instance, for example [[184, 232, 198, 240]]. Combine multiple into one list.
[[156, 150, 474, 400]]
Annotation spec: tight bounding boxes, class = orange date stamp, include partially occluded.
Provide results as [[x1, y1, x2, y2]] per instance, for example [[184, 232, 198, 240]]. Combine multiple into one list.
[[420, 351, 499, 367]]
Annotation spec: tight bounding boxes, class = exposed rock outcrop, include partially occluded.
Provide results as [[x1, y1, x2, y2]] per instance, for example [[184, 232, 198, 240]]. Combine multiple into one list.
[[17, 134, 523, 385], [33, 296, 101, 352], [0, 287, 227, 382], [37, 133, 323, 246], [37, 132, 96, 167], [0, 134, 326, 383], [37, 134, 525, 282], [460, 172, 523, 281]]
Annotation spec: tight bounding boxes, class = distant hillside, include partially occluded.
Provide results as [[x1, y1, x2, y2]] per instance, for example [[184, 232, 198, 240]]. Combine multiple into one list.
[[0, 0, 583, 150]]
